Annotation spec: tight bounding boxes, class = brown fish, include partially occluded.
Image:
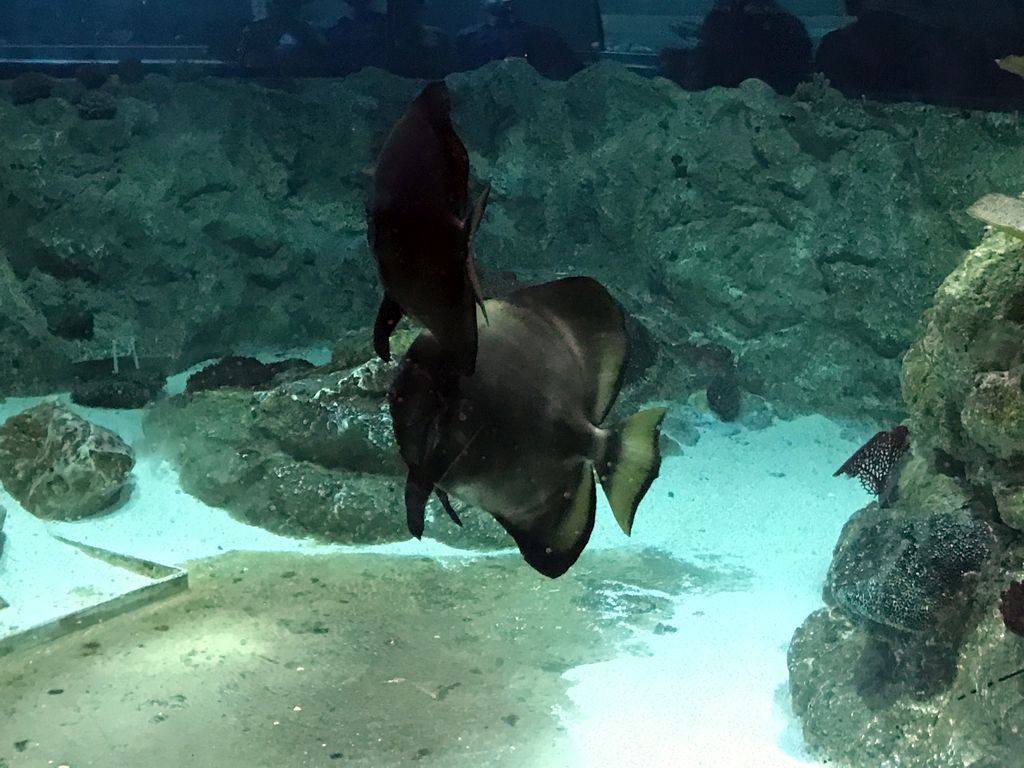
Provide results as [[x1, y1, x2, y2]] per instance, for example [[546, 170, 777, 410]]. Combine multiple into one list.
[[367, 80, 489, 376], [388, 276, 667, 578]]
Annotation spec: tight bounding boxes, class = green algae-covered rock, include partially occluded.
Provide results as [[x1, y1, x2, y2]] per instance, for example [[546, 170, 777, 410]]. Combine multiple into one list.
[[902, 231, 1024, 530], [790, 555, 1024, 768], [254, 359, 402, 475], [9, 72, 53, 106], [0, 401, 134, 520], [4, 63, 1024, 419], [789, 227, 1024, 767], [961, 369, 1024, 460], [144, 380, 407, 545]]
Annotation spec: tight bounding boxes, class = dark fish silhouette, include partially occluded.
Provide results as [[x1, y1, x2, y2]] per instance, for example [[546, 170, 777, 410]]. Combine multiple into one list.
[[367, 80, 489, 376], [388, 277, 667, 578]]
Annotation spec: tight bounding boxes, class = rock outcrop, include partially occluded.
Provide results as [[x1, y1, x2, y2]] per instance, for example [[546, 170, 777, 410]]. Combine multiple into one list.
[[143, 342, 509, 549], [3, 62, 1024, 418], [788, 229, 1024, 767]]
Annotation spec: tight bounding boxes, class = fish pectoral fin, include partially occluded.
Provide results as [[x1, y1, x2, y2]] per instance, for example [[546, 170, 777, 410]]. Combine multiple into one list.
[[442, 283, 479, 376], [465, 185, 491, 324], [494, 464, 597, 579], [598, 407, 667, 536], [467, 256, 489, 325], [373, 294, 405, 361], [404, 472, 433, 539], [465, 184, 491, 244], [435, 489, 463, 527]]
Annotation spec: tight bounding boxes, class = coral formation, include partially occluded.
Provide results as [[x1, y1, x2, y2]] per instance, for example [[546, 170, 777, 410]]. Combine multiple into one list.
[[184, 355, 312, 394], [902, 230, 1024, 531], [661, 0, 812, 95], [0, 63, 1022, 418], [816, 11, 1024, 107], [76, 90, 117, 120], [70, 369, 167, 409], [0, 402, 134, 520], [10, 72, 53, 105], [789, 225, 1024, 767], [75, 63, 110, 90], [116, 59, 146, 85]]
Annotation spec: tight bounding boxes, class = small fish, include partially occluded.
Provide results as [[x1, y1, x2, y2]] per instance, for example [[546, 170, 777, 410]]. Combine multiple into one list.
[[388, 276, 667, 578], [996, 54, 1024, 79], [967, 193, 1024, 239], [367, 80, 489, 376]]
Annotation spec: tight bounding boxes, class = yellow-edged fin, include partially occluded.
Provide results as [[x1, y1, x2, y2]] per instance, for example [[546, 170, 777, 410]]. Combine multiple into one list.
[[598, 407, 668, 535], [967, 193, 1024, 239], [495, 463, 597, 579]]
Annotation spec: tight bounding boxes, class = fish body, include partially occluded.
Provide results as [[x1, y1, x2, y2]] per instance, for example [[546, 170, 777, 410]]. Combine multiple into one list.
[[848, 0, 1024, 52], [368, 80, 488, 375], [389, 277, 666, 578]]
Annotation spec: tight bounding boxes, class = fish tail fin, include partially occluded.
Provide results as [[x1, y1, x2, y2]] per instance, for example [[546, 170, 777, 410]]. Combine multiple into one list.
[[597, 407, 667, 535]]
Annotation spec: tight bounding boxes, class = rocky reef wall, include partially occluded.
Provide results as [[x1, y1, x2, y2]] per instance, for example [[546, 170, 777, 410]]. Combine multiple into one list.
[[788, 230, 1024, 767], [2, 61, 1022, 418]]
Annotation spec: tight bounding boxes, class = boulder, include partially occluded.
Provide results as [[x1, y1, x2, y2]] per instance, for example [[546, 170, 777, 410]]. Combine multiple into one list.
[[789, 228, 1024, 767], [0, 402, 134, 520]]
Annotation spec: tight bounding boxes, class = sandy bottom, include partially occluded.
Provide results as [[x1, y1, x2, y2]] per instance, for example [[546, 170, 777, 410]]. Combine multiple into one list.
[[1, 547, 717, 768], [0, 389, 875, 767]]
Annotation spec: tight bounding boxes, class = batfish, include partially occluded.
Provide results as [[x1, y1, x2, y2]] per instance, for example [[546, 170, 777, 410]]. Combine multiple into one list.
[[388, 276, 667, 578], [367, 80, 489, 376]]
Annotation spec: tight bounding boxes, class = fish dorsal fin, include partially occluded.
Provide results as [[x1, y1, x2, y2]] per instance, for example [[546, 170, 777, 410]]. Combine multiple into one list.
[[493, 463, 597, 579], [505, 277, 627, 423]]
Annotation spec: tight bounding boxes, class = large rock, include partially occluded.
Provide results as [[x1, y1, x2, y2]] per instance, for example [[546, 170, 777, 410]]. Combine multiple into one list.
[[825, 505, 993, 632], [902, 231, 1024, 531], [0, 401, 134, 520], [789, 229, 1024, 767], [0, 504, 6, 608], [3, 63, 1024, 419], [790, 564, 1024, 768]]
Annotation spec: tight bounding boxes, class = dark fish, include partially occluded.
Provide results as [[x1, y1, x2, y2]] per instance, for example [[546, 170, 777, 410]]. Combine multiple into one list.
[[368, 80, 489, 376], [388, 277, 667, 578], [848, 0, 1024, 50]]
